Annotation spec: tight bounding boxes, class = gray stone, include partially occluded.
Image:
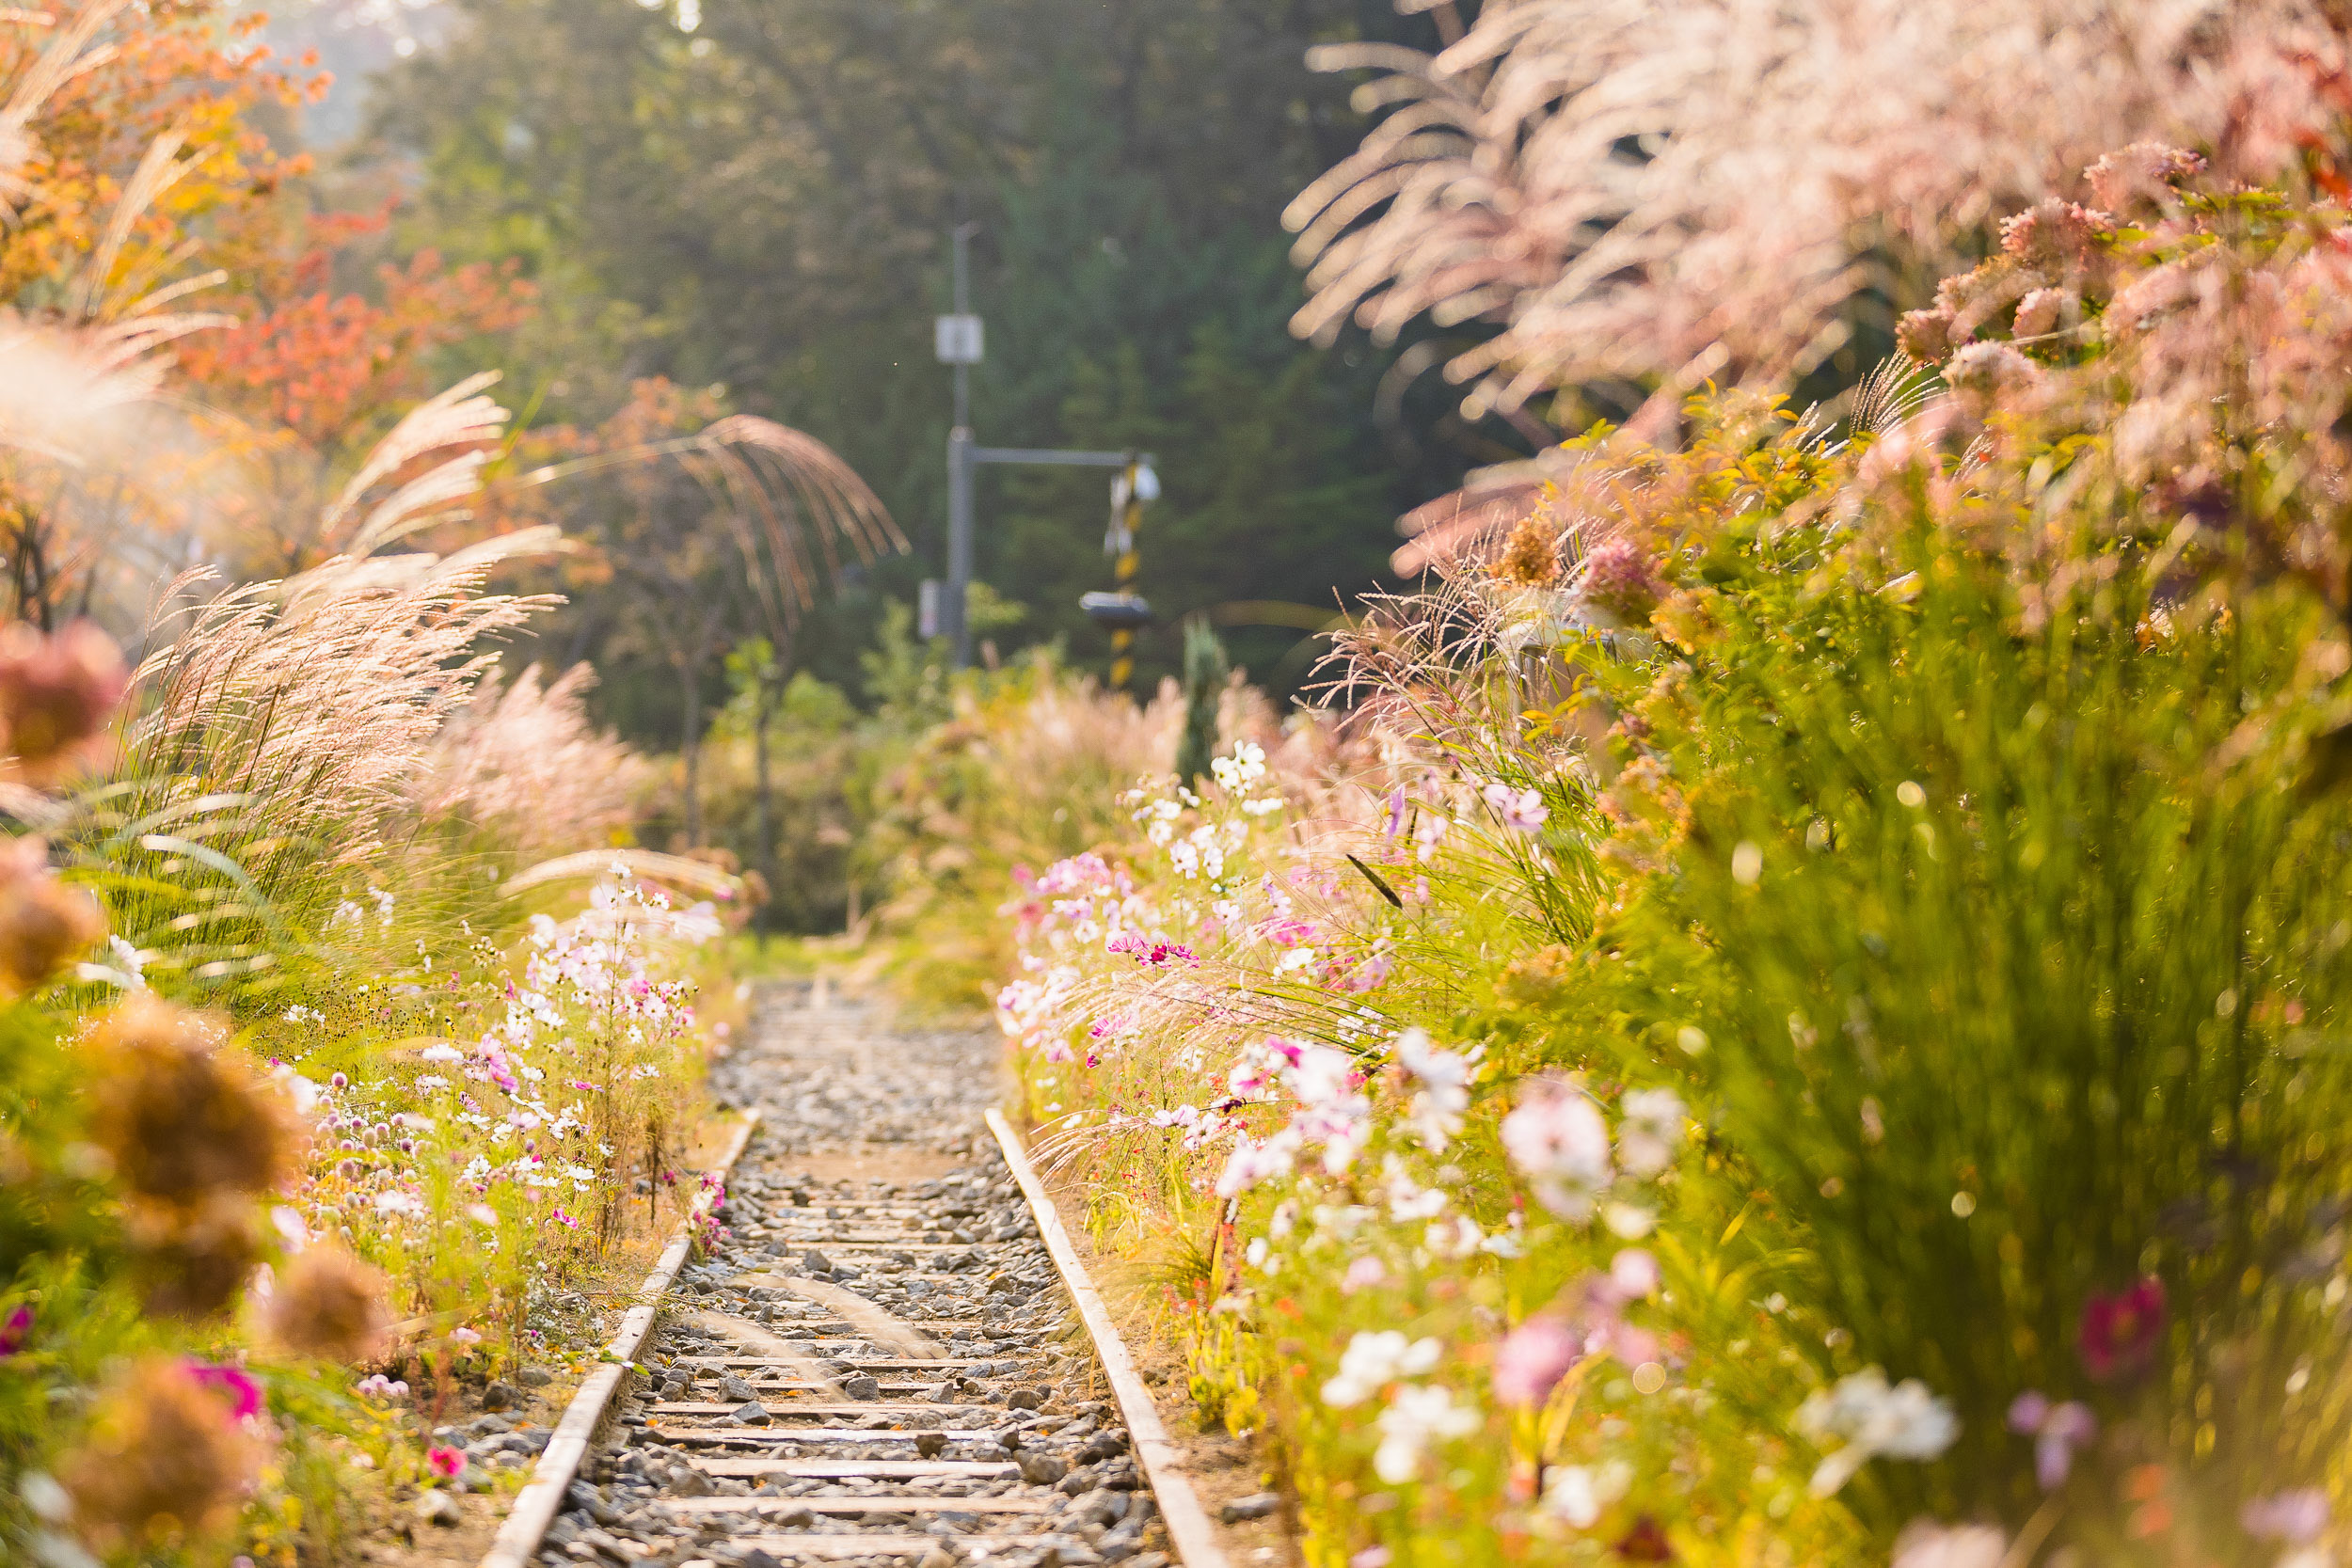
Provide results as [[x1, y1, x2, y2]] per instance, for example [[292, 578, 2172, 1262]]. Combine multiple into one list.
[[732, 1401, 773, 1426], [1219, 1492, 1280, 1523], [840, 1373, 880, 1401], [1006, 1387, 1045, 1411], [415, 1490, 463, 1528], [1018, 1452, 1069, 1485], [718, 1374, 758, 1402], [518, 1367, 555, 1387], [482, 1381, 519, 1412], [668, 1466, 716, 1497]]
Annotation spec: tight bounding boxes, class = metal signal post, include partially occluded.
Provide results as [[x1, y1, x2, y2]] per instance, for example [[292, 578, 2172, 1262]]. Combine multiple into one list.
[[1104, 459, 1146, 689]]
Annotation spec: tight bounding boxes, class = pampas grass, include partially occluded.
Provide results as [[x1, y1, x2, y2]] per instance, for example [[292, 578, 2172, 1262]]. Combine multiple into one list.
[[1293, 0, 2350, 429]]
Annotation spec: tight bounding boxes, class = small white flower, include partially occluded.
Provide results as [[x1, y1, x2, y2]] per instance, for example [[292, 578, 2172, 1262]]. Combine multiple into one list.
[[419, 1043, 465, 1064], [1393, 1029, 1474, 1151], [1617, 1087, 1688, 1177], [1322, 1331, 1443, 1407], [1541, 1460, 1632, 1528], [1795, 1367, 1961, 1496], [1373, 1384, 1482, 1482]]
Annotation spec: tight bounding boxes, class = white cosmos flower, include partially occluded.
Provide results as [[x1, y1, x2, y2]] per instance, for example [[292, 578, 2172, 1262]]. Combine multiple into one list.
[[1542, 1460, 1632, 1528], [1617, 1087, 1688, 1177], [1795, 1367, 1961, 1496], [1393, 1029, 1474, 1150], [1323, 1330, 1442, 1407], [1373, 1384, 1482, 1481]]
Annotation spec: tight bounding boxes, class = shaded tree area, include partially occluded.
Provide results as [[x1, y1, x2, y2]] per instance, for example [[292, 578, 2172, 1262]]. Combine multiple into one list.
[[364, 0, 1477, 727]]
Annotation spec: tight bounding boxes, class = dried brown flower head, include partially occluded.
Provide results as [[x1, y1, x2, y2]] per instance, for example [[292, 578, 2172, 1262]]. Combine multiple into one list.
[[0, 620, 126, 780], [61, 1354, 262, 1551], [264, 1245, 390, 1362], [84, 998, 295, 1204], [1495, 515, 1565, 586], [0, 835, 104, 996], [123, 1192, 264, 1319]]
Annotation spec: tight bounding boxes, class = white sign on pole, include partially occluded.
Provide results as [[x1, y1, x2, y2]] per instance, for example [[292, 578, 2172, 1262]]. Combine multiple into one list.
[[934, 314, 984, 364]]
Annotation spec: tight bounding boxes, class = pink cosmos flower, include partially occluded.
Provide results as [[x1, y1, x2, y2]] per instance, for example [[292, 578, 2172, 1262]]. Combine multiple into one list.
[[425, 1446, 465, 1478], [2078, 1276, 2165, 1380], [2007, 1391, 2096, 1488], [1493, 1316, 1581, 1407], [1483, 782, 1549, 832], [1501, 1078, 1613, 1220], [2243, 1490, 2329, 1544]]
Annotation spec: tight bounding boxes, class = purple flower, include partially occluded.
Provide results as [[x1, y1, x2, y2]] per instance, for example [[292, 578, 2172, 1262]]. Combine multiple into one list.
[[185, 1361, 263, 1419], [2007, 1391, 2096, 1488], [2078, 1276, 2165, 1380], [0, 1305, 32, 1356]]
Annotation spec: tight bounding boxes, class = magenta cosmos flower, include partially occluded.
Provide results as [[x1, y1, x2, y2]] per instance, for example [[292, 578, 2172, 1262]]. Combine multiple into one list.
[[2078, 1276, 2165, 1381], [185, 1361, 264, 1419]]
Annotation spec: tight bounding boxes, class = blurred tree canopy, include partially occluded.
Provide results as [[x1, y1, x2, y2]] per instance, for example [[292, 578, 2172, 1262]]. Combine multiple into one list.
[[365, 0, 1470, 728]]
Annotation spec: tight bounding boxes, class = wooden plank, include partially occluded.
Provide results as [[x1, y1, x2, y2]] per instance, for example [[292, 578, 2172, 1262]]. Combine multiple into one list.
[[658, 1496, 1047, 1515], [649, 1410, 1007, 1419], [648, 1426, 1003, 1445], [671, 1356, 989, 1370], [684, 1458, 1016, 1479], [477, 1111, 762, 1568], [721, 1536, 1055, 1560], [987, 1107, 1231, 1568], [741, 1239, 989, 1251], [670, 1322, 1020, 1338]]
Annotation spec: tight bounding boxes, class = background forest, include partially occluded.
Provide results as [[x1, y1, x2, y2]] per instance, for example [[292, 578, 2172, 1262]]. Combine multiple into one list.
[[271, 0, 1483, 721]]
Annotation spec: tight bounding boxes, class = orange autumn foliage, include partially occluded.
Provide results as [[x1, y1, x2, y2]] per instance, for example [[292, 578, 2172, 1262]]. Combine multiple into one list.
[[0, 4, 323, 308], [176, 216, 536, 451]]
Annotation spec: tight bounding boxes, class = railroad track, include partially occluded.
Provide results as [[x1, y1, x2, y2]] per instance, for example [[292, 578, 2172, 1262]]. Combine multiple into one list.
[[498, 986, 1185, 1568]]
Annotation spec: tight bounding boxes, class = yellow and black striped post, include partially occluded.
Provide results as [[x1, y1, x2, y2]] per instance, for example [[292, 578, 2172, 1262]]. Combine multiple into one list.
[[1108, 459, 1143, 690]]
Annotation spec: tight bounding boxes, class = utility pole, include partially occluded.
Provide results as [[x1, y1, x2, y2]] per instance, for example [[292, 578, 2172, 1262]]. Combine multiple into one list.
[[936, 222, 982, 668]]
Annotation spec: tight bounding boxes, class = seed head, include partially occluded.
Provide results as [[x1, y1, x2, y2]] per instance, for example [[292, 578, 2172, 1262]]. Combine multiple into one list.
[[84, 997, 296, 1204], [0, 621, 126, 781], [122, 1193, 264, 1320], [60, 1354, 262, 1551], [265, 1245, 390, 1362], [0, 835, 105, 996]]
